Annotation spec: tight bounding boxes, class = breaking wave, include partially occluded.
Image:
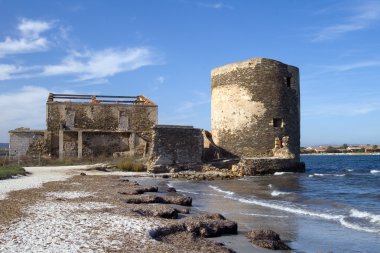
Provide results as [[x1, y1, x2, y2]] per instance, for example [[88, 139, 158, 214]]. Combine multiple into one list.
[[271, 190, 292, 197], [209, 185, 380, 234]]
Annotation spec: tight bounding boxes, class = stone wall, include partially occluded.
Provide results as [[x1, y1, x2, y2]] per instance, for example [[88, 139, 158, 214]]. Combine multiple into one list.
[[9, 129, 47, 158], [233, 158, 305, 176], [46, 102, 157, 158], [211, 58, 300, 159], [47, 102, 158, 132], [148, 125, 204, 173]]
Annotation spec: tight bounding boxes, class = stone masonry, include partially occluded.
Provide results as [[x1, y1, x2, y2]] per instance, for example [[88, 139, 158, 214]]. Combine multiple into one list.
[[147, 125, 204, 173], [9, 94, 157, 160]]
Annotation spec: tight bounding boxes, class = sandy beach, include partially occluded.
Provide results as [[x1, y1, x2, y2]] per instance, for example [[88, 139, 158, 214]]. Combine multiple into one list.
[[0, 165, 255, 253]]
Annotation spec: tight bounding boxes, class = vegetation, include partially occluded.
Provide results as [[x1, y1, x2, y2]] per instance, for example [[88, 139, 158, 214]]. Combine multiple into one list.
[[0, 165, 27, 180], [115, 158, 146, 172]]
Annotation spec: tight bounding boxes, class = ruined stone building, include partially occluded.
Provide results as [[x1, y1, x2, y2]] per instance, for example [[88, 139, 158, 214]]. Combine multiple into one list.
[[10, 94, 158, 159], [9, 57, 304, 174]]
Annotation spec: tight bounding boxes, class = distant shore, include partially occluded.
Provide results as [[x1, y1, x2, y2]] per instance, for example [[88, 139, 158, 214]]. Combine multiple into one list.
[[301, 152, 380, 156]]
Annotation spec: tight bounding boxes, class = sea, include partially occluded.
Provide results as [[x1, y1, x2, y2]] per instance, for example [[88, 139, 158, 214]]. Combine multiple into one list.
[[166, 155, 380, 253]]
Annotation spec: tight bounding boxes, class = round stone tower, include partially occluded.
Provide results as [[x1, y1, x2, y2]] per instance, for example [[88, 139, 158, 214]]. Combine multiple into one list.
[[211, 58, 300, 160]]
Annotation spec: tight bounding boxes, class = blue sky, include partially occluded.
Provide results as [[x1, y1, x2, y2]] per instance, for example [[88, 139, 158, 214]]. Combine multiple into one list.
[[0, 0, 379, 146]]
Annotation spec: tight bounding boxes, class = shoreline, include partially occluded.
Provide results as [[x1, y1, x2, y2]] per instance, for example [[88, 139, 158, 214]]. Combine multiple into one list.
[[301, 153, 380, 156], [0, 167, 263, 252]]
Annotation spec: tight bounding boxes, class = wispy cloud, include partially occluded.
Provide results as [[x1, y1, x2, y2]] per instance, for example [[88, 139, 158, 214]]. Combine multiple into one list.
[[322, 60, 380, 72], [0, 18, 53, 57], [196, 2, 233, 9], [176, 91, 209, 112], [312, 1, 380, 41], [156, 76, 165, 84], [303, 102, 380, 118], [41, 48, 161, 82]]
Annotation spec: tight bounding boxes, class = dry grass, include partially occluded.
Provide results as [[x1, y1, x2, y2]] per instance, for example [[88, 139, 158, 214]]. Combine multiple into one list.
[[115, 158, 146, 172]]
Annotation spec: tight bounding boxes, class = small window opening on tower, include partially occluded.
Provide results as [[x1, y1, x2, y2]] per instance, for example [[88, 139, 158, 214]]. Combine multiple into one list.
[[273, 118, 282, 127], [286, 77, 291, 88]]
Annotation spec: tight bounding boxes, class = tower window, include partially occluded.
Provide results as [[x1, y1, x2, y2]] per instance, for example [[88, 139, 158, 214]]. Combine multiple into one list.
[[286, 77, 291, 88], [273, 118, 282, 127]]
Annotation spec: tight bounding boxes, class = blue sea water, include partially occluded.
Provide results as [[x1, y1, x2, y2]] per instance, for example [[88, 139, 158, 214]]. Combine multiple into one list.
[[167, 155, 380, 253]]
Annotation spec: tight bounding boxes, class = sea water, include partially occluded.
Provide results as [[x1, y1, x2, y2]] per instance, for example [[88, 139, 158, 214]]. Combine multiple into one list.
[[167, 155, 380, 253]]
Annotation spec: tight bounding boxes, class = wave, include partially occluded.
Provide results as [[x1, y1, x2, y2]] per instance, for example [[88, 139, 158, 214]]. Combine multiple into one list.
[[309, 173, 346, 178], [271, 190, 292, 197], [339, 218, 380, 234], [209, 185, 380, 234], [208, 185, 235, 195], [273, 172, 294, 176], [370, 170, 380, 174], [350, 209, 380, 224]]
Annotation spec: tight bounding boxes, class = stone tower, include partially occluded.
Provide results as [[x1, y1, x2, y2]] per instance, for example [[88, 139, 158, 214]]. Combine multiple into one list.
[[211, 58, 300, 160]]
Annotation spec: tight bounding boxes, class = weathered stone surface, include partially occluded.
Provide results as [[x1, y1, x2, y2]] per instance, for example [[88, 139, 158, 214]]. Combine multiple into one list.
[[124, 194, 192, 206], [147, 125, 204, 173], [118, 186, 158, 195], [150, 213, 238, 239], [132, 206, 178, 219], [246, 229, 291, 250], [8, 129, 48, 158], [211, 58, 300, 160], [233, 157, 305, 176]]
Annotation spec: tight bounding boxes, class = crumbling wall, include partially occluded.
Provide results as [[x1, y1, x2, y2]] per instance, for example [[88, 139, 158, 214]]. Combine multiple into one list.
[[211, 58, 300, 159], [148, 126, 204, 173], [9, 129, 47, 158], [47, 102, 158, 132], [46, 102, 157, 158]]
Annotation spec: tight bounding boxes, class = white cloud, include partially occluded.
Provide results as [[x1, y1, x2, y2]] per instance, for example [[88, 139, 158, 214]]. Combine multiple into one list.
[[0, 86, 49, 142], [0, 18, 52, 57], [42, 48, 161, 81], [312, 1, 380, 41], [0, 64, 25, 80]]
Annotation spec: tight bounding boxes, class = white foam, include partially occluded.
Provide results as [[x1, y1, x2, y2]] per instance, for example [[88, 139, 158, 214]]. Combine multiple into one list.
[[350, 209, 380, 224], [209, 186, 344, 222], [370, 170, 380, 174], [208, 185, 234, 195], [339, 218, 380, 234], [310, 173, 345, 177], [235, 196, 344, 221], [271, 190, 291, 197], [268, 184, 273, 188], [273, 172, 294, 176]]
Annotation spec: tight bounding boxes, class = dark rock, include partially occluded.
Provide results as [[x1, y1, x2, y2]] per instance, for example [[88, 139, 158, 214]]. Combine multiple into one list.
[[246, 229, 291, 250], [80, 172, 86, 176], [167, 187, 177, 192], [132, 206, 178, 219], [124, 194, 192, 206], [164, 196, 192, 206], [118, 186, 158, 195], [150, 213, 237, 239], [162, 175, 170, 179]]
